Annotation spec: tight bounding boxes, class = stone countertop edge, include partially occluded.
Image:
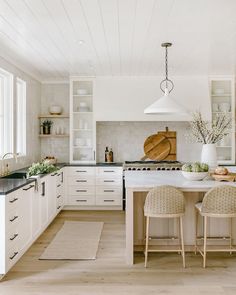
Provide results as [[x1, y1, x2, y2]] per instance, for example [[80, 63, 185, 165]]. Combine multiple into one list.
[[0, 178, 35, 195]]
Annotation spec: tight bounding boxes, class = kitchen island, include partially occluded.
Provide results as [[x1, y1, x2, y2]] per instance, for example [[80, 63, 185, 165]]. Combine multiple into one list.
[[125, 170, 236, 265]]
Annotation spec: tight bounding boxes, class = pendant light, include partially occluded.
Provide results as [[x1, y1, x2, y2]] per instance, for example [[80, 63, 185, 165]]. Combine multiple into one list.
[[144, 43, 187, 115]]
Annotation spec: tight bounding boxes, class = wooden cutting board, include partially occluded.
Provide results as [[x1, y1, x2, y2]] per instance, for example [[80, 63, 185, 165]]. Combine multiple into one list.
[[141, 128, 176, 161], [211, 173, 236, 182]]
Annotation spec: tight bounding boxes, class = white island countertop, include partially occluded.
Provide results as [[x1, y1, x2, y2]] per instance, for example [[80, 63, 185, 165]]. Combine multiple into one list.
[[125, 170, 236, 192]]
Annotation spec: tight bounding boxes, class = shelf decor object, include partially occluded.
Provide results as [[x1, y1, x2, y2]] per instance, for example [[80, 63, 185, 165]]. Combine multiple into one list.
[[189, 111, 232, 168], [144, 42, 187, 115], [70, 77, 96, 163]]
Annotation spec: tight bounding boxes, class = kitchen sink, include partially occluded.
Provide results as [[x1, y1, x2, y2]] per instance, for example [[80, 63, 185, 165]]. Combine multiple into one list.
[[2, 172, 27, 179]]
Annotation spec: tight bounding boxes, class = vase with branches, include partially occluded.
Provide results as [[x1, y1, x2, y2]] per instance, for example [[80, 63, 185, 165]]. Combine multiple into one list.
[[190, 111, 231, 167]]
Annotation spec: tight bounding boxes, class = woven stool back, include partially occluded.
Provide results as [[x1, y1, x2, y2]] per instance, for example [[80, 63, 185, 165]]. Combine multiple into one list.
[[144, 185, 185, 216], [202, 185, 236, 215]]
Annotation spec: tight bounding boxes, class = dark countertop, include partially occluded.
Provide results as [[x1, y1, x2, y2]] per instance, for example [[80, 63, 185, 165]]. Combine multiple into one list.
[[0, 178, 35, 195], [0, 162, 124, 195]]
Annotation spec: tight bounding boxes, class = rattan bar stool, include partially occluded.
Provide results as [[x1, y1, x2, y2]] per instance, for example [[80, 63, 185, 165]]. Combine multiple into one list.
[[195, 185, 236, 268], [144, 185, 186, 268]]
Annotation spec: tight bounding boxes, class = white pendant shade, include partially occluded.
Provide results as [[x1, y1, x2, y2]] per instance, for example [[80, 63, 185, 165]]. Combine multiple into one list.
[[144, 88, 187, 115]]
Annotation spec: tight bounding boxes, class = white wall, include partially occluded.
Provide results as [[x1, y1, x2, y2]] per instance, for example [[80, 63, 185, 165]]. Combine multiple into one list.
[[0, 56, 41, 171], [96, 121, 202, 163], [94, 76, 211, 121], [40, 83, 70, 162]]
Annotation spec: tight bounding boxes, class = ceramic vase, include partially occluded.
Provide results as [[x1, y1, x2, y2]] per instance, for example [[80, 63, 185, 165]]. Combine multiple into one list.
[[201, 144, 217, 169]]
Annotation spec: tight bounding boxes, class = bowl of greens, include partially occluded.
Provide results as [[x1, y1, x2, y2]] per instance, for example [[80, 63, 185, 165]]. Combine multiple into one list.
[[27, 162, 58, 178], [181, 162, 209, 181]]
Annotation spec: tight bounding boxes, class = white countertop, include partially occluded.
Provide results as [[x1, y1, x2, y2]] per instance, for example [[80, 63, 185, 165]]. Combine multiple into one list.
[[125, 170, 236, 192]]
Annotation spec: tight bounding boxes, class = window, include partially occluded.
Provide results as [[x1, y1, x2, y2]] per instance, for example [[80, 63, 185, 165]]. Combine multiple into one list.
[[16, 78, 26, 155], [0, 68, 13, 157]]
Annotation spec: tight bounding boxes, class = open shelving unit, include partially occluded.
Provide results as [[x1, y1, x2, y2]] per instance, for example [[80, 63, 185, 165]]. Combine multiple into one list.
[[210, 76, 235, 164], [69, 77, 96, 163], [38, 114, 70, 139]]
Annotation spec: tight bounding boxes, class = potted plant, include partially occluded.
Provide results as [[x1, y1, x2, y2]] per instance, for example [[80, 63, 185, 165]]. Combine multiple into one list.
[[190, 111, 231, 168], [41, 120, 53, 135]]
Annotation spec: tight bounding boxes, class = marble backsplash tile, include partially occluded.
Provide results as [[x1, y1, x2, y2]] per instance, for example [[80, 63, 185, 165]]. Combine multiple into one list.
[[96, 121, 202, 163]]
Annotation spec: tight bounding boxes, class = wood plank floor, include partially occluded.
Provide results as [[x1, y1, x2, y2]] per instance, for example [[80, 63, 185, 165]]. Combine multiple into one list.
[[1, 210, 236, 294]]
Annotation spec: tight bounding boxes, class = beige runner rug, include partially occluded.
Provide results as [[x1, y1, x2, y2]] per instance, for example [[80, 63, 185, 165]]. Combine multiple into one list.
[[40, 221, 103, 260]]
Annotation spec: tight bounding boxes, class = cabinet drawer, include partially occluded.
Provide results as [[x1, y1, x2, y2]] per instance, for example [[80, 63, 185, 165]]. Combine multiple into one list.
[[96, 167, 123, 177], [7, 246, 20, 270], [96, 178, 122, 186], [68, 195, 95, 206], [68, 186, 95, 196], [68, 176, 95, 186], [6, 209, 21, 229], [7, 224, 20, 249], [96, 195, 122, 206], [68, 167, 95, 176], [6, 192, 21, 212], [96, 186, 122, 196]]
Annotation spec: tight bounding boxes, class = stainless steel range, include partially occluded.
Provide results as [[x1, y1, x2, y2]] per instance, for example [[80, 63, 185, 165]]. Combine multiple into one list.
[[123, 160, 183, 171]]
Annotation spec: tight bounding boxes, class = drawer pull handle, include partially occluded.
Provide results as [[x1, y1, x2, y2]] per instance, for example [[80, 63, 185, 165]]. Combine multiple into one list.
[[76, 190, 87, 192], [57, 206, 61, 210], [10, 234, 18, 241], [104, 190, 114, 192], [51, 173, 58, 176], [104, 200, 115, 202], [104, 170, 115, 173], [76, 199, 87, 202], [104, 180, 115, 182], [57, 184, 61, 188], [76, 170, 87, 173], [10, 216, 18, 222], [76, 180, 87, 182], [9, 252, 18, 260], [9, 198, 18, 203], [23, 184, 34, 191], [57, 195, 61, 199]]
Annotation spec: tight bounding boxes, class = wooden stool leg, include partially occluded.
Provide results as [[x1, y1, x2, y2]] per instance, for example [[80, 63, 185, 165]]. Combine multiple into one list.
[[203, 216, 207, 268], [178, 217, 181, 254], [180, 216, 186, 268], [144, 216, 150, 268], [230, 217, 233, 255], [195, 208, 198, 255]]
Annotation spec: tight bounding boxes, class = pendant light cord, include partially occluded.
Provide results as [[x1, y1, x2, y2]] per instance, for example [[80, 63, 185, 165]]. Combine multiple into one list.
[[160, 43, 174, 93], [165, 45, 168, 89]]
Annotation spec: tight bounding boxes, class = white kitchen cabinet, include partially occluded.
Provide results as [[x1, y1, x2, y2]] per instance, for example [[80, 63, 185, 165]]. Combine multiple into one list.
[[46, 172, 57, 222], [19, 184, 34, 252], [210, 76, 235, 165], [0, 168, 65, 278], [70, 77, 96, 163], [65, 166, 123, 210]]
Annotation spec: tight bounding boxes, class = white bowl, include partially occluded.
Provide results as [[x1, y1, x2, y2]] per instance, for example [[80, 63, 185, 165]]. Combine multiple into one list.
[[214, 88, 224, 95], [77, 89, 88, 95], [182, 171, 208, 181], [49, 105, 62, 115]]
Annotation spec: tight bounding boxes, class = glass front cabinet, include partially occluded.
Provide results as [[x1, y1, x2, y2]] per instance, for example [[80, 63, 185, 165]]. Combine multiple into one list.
[[70, 77, 96, 163], [210, 76, 235, 165]]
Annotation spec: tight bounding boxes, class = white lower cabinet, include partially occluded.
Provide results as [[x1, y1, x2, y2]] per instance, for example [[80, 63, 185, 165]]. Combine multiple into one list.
[[65, 166, 123, 210], [0, 168, 65, 278]]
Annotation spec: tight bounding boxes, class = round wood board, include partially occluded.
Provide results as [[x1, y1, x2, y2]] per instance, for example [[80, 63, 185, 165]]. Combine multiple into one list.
[[143, 134, 171, 161]]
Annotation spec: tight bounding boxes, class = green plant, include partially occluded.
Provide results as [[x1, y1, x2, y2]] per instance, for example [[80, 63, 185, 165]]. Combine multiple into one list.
[[27, 162, 58, 177], [42, 120, 53, 127]]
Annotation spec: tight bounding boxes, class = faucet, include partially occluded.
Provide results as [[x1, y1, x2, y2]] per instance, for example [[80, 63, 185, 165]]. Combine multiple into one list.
[[1, 152, 19, 176]]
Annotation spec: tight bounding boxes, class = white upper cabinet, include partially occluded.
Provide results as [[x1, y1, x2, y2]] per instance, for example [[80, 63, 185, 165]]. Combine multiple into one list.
[[93, 77, 211, 121], [70, 77, 96, 163], [210, 76, 235, 165]]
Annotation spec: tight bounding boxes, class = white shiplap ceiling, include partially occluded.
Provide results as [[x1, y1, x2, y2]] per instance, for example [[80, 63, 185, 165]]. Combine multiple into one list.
[[0, 0, 235, 81]]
